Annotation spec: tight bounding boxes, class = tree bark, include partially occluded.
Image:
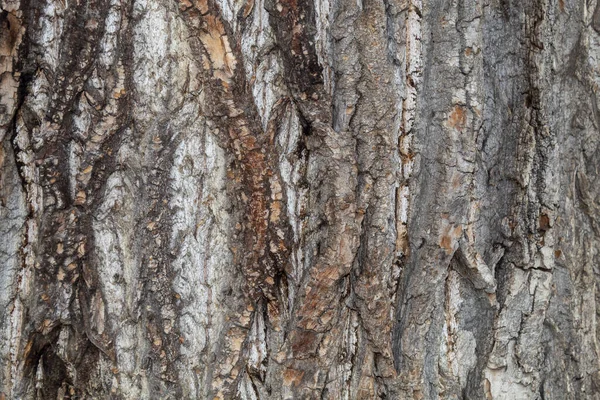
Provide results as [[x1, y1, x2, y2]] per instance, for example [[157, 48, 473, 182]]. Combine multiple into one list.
[[1, 0, 599, 398]]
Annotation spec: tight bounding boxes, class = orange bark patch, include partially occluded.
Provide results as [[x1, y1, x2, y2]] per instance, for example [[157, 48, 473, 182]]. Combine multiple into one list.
[[283, 368, 305, 387], [269, 200, 282, 223], [447, 105, 467, 131], [440, 224, 462, 255], [179, 0, 193, 10], [440, 235, 453, 253], [194, 0, 209, 14], [554, 249, 562, 258], [23, 339, 34, 365], [199, 15, 236, 81]]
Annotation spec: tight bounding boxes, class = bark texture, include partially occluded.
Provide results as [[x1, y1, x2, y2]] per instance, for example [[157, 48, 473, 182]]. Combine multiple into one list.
[[1, 0, 599, 398]]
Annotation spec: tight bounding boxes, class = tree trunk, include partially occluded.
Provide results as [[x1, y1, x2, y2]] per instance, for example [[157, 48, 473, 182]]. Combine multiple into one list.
[[1, 0, 599, 398]]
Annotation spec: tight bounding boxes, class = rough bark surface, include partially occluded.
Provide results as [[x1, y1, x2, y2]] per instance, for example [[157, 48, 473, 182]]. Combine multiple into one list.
[[1, 0, 599, 398]]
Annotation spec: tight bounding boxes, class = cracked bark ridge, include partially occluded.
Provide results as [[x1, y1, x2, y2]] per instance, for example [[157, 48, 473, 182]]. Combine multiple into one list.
[[0, 0, 599, 399]]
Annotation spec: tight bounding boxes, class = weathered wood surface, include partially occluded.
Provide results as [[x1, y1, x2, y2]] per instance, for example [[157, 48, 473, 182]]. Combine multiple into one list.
[[1, 0, 599, 398]]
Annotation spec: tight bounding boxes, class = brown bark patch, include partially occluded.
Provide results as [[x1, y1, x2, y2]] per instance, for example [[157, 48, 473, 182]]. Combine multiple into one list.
[[440, 224, 462, 254], [554, 249, 562, 258], [539, 213, 550, 231], [440, 235, 452, 253], [0, 12, 22, 56], [283, 368, 305, 387], [447, 105, 467, 131], [290, 329, 319, 354]]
